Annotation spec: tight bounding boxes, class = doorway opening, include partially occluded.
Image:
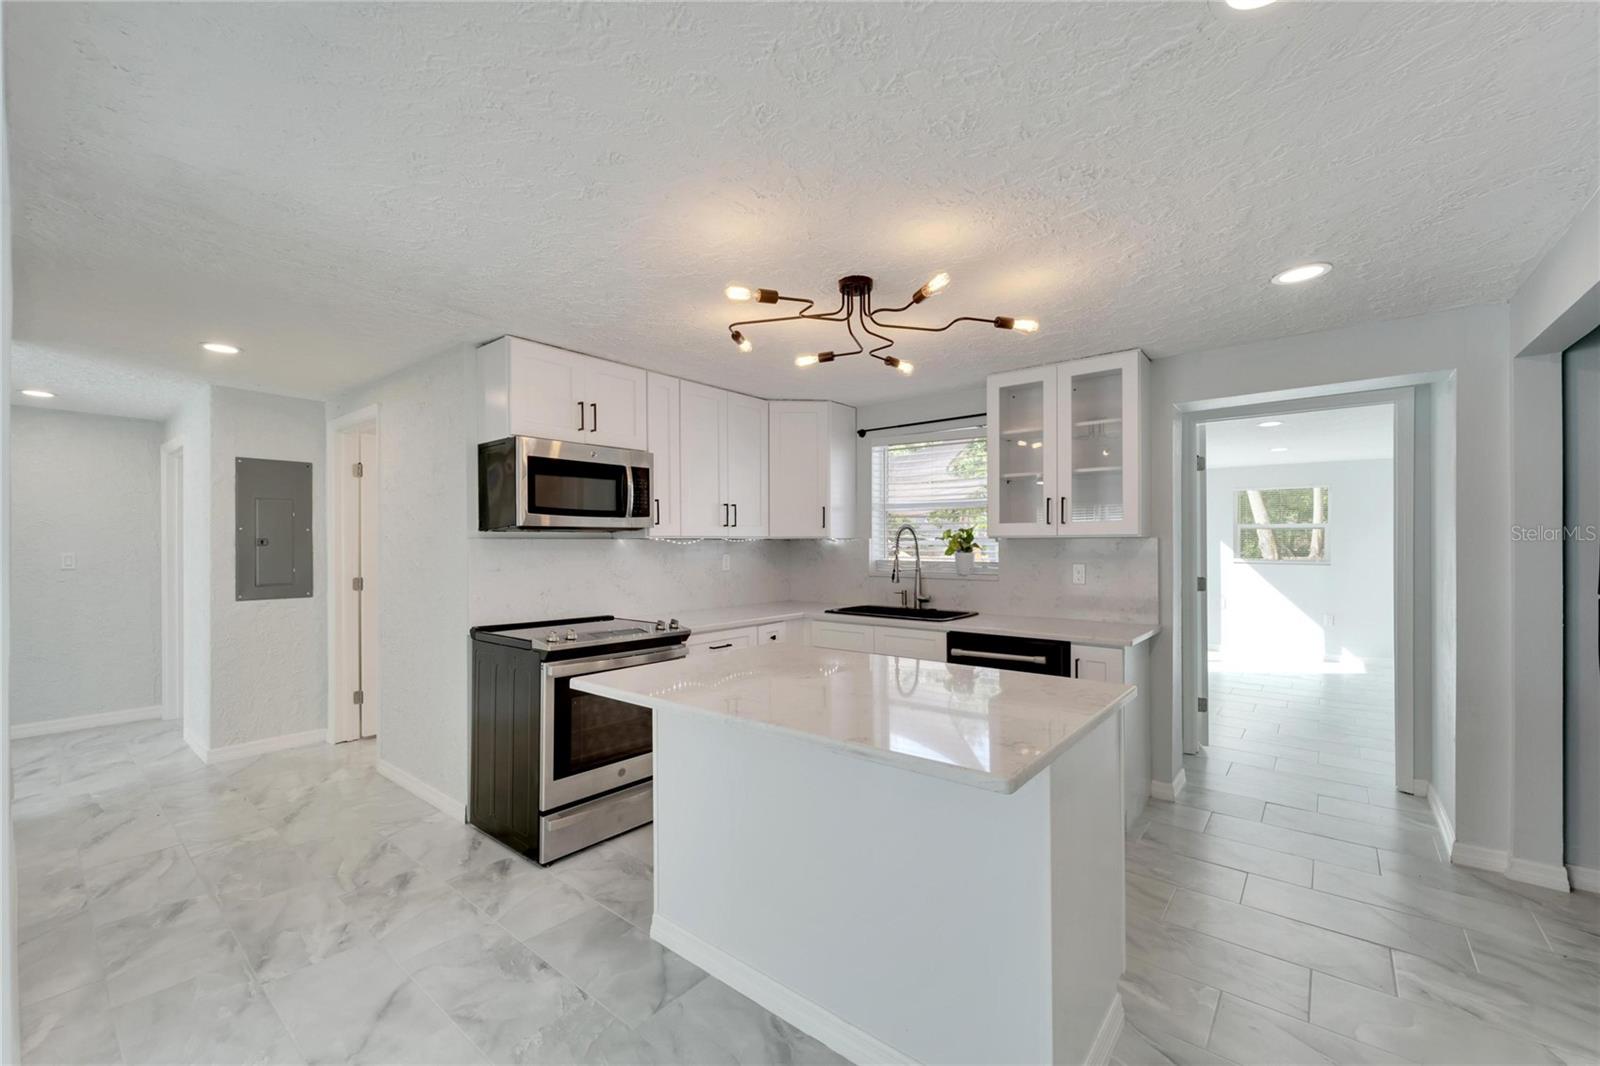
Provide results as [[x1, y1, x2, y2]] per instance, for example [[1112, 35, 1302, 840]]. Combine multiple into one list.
[[329, 408, 379, 742], [1182, 388, 1418, 800], [161, 440, 184, 725]]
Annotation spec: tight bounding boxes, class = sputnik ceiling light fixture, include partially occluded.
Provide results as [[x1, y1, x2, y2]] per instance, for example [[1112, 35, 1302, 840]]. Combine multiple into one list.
[[725, 273, 1037, 374]]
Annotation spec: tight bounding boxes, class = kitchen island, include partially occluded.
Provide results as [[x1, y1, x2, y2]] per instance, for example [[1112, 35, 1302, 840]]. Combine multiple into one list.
[[572, 643, 1135, 1065]]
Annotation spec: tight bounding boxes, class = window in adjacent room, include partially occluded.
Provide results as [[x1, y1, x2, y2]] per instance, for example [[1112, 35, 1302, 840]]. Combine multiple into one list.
[[1234, 486, 1329, 562], [868, 430, 999, 575]]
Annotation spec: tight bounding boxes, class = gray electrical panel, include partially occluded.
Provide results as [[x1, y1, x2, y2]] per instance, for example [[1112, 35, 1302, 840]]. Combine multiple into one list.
[[235, 457, 314, 601]]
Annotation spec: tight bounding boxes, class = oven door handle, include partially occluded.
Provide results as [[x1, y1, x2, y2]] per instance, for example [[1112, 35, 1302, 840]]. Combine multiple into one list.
[[542, 644, 688, 678]]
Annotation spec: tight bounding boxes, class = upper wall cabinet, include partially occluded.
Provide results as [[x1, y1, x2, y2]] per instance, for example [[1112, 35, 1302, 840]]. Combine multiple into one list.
[[768, 401, 856, 539], [646, 373, 681, 537], [987, 349, 1147, 538], [679, 382, 768, 538], [477, 336, 648, 451]]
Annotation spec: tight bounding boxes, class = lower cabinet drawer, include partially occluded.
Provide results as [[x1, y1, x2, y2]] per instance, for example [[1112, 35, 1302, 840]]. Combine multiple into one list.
[[808, 621, 874, 653], [872, 626, 946, 662], [1071, 644, 1124, 681], [688, 628, 756, 655], [757, 623, 789, 644]]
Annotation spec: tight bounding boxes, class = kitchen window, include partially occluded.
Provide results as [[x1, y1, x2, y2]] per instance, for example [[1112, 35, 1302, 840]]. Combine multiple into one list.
[[869, 429, 999, 576], [1235, 486, 1329, 562]]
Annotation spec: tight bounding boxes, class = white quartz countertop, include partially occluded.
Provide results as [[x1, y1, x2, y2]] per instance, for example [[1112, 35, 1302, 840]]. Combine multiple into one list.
[[669, 600, 1160, 648], [572, 644, 1136, 794]]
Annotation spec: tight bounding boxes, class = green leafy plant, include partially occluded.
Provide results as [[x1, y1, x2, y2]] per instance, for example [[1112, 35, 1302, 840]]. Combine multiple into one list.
[[940, 526, 977, 555]]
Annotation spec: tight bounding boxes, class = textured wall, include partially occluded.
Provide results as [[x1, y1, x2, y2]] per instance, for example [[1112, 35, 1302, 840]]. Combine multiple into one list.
[[9, 407, 163, 725], [164, 391, 211, 749], [206, 387, 327, 748]]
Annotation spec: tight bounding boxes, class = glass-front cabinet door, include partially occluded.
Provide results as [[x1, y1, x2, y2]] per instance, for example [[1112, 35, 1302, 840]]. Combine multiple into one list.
[[987, 365, 1059, 537], [1056, 349, 1142, 536]]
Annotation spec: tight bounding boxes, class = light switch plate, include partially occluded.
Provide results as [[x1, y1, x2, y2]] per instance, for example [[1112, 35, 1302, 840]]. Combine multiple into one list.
[[1071, 563, 1086, 585], [60, 553, 76, 570]]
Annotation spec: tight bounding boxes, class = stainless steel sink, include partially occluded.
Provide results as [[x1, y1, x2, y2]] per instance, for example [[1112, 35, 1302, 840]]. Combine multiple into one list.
[[825, 605, 979, 622]]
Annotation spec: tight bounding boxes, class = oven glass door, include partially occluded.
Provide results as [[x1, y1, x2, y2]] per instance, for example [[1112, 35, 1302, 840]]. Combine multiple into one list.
[[527, 457, 627, 518], [540, 646, 683, 811]]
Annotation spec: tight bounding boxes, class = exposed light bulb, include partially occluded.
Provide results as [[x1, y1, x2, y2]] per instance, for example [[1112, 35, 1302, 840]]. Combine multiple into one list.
[[725, 285, 753, 302], [795, 354, 819, 368], [898, 360, 914, 375], [1012, 318, 1040, 333], [202, 342, 241, 355], [19, 389, 55, 399], [730, 330, 752, 353], [1270, 262, 1332, 286], [1016, 440, 1028, 447], [1031, 441, 1043, 449]]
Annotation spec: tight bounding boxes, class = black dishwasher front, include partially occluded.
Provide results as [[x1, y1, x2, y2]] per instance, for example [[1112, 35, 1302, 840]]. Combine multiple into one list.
[[946, 631, 1071, 676]]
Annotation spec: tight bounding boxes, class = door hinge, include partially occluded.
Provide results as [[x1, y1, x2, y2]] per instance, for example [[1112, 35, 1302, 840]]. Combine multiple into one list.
[[353, 690, 365, 706], [352, 576, 364, 592], [1195, 454, 1206, 472], [1196, 576, 1207, 592], [1198, 696, 1209, 715], [352, 461, 364, 477]]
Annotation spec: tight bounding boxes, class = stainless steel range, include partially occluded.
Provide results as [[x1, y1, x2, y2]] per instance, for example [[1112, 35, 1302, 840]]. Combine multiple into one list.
[[468, 615, 689, 863]]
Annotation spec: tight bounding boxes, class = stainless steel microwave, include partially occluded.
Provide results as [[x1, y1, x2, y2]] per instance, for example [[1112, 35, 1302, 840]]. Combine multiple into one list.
[[478, 436, 653, 532]]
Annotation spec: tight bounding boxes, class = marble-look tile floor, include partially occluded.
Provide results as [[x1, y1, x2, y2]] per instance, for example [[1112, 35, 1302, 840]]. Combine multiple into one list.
[[12, 721, 844, 1065], [1115, 660, 1600, 1065]]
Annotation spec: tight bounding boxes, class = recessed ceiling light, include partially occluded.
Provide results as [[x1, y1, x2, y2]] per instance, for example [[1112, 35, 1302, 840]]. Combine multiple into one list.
[[19, 389, 55, 399], [1227, 0, 1277, 9], [1258, 420, 1283, 428], [202, 342, 241, 355], [1270, 447, 1290, 453], [1271, 263, 1332, 286]]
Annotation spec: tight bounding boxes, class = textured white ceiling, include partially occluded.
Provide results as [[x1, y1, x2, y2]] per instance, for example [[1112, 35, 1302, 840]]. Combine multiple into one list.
[[10, 342, 207, 422], [6, 2, 1596, 407], [1207, 404, 1394, 468]]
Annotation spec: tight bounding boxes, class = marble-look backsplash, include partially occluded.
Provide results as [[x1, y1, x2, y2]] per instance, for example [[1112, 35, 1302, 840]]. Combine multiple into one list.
[[785, 537, 1160, 623]]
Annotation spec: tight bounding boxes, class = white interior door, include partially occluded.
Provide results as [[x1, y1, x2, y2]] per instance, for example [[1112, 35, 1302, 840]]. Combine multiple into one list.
[[1194, 423, 1209, 748], [357, 428, 379, 738]]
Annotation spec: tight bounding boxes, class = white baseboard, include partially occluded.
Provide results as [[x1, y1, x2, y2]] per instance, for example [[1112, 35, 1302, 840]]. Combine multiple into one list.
[[1505, 857, 1571, 892], [1087, 993, 1125, 1066], [1567, 865, 1600, 894], [11, 704, 164, 739], [1451, 842, 1510, 874], [652, 914, 917, 1066], [1150, 768, 1187, 803], [378, 759, 464, 820], [197, 728, 326, 765], [1424, 780, 1455, 858]]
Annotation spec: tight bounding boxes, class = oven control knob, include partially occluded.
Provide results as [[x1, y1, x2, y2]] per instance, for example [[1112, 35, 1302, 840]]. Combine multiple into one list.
[[565, 629, 579, 641], [668, 618, 681, 630], [653, 619, 666, 631], [546, 631, 561, 643]]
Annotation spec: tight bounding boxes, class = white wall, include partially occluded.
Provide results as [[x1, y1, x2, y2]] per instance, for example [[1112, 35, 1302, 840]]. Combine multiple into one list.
[[1, 34, 20, 1053], [9, 408, 163, 726], [1148, 305, 1506, 854], [206, 387, 328, 748], [1205, 459, 1393, 664]]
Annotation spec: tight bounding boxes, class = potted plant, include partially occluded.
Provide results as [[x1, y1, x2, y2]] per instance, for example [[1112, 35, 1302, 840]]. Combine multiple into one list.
[[940, 526, 978, 575]]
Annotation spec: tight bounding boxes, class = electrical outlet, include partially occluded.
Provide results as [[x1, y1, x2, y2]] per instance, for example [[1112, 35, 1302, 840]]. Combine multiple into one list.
[[1071, 563, 1086, 585], [720, 553, 731, 572], [60, 553, 76, 571]]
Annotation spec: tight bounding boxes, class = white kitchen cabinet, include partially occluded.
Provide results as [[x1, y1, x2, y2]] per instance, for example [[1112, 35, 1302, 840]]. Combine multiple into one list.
[[986, 349, 1146, 538], [678, 382, 768, 538], [1071, 643, 1123, 682], [757, 622, 790, 644], [646, 373, 681, 536], [768, 401, 856, 538], [477, 335, 647, 450], [873, 626, 946, 662], [807, 620, 874, 653], [688, 628, 756, 655]]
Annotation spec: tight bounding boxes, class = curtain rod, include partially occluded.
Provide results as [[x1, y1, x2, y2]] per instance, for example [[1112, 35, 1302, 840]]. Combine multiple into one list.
[[857, 412, 985, 438]]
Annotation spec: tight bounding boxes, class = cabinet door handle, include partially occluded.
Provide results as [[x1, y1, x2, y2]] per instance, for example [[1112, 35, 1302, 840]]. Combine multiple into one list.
[[723, 503, 729, 527], [1046, 497, 1052, 525], [732, 503, 738, 527], [654, 498, 661, 526], [1074, 657, 1081, 677], [590, 403, 598, 433], [1061, 496, 1067, 524], [577, 402, 585, 431], [822, 505, 826, 529]]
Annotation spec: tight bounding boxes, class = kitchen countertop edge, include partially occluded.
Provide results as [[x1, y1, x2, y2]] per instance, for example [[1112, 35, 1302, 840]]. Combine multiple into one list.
[[668, 601, 1161, 648]]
